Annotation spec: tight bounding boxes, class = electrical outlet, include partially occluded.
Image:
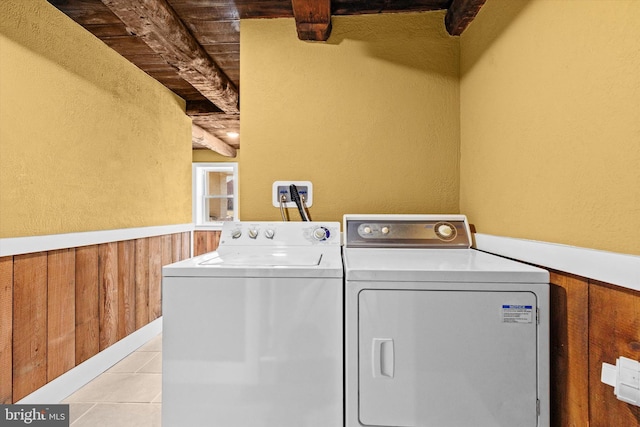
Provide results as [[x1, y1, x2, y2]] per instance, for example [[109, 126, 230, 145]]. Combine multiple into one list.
[[272, 181, 313, 208], [602, 356, 640, 407]]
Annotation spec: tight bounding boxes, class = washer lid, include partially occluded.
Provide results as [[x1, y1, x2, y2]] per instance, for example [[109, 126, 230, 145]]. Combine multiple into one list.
[[200, 250, 321, 267], [163, 246, 343, 278], [343, 248, 549, 283]]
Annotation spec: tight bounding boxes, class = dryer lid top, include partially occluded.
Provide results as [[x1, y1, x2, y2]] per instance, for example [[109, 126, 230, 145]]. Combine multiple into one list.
[[343, 248, 549, 283]]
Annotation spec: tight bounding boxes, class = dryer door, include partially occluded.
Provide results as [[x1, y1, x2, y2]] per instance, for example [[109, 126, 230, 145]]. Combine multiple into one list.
[[358, 289, 539, 427]]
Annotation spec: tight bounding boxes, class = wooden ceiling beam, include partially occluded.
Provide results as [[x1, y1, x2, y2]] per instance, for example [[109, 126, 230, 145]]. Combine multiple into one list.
[[100, 0, 239, 113], [186, 100, 224, 116], [445, 0, 487, 36], [192, 124, 237, 158], [291, 0, 332, 41]]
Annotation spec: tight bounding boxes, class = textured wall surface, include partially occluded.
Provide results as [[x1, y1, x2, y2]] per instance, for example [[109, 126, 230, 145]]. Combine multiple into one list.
[[0, 0, 192, 238], [460, 0, 640, 255], [237, 13, 460, 222]]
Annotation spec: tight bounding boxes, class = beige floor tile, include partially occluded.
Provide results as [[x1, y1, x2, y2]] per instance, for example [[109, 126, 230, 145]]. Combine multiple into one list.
[[70, 403, 161, 427], [137, 334, 162, 352], [63, 334, 164, 424], [138, 353, 162, 374], [67, 403, 95, 425], [65, 373, 161, 403], [107, 351, 159, 373]]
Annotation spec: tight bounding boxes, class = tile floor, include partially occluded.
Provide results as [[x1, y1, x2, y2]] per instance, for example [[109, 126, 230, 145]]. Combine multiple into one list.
[[63, 334, 163, 427]]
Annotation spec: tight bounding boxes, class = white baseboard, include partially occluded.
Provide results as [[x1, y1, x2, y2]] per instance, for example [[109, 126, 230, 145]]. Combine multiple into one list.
[[17, 318, 163, 404], [474, 233, 640, 292]]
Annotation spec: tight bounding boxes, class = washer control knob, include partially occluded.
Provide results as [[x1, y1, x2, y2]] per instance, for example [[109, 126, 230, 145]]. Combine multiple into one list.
[[231, 229, 242, 239], [248, 228, 259, 239], [381, 226, 390, 235], [363, 226, 372, 234], [313, 227, 330, 241], [437, 224, 454, 238], [264, 229, 275, 239]]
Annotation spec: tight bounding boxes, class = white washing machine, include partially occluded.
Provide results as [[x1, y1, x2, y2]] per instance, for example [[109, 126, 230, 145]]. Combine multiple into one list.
[[162, 221, 343, 427], [343, 214, 550, 427]]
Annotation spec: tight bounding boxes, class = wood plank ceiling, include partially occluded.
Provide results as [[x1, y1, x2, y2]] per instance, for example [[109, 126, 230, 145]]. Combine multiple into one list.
[[48, 0, 486, 157]]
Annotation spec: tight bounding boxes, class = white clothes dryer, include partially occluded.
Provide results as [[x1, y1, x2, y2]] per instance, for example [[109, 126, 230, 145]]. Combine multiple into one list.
[[343, 214, 550, 427], [162, 221, 343, 427]]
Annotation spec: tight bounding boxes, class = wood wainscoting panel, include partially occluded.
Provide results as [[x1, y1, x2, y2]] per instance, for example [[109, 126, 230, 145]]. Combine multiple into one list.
[[158, 235, 173, 319], [75, 245, 100, 364], [47, 249, 76, 381], [98, 243, 118, 351], [1, 231, 190, 403], [0, 256, 13, 403], [193, 230, 220, 256], [135, 238, 150, 330], [181, 231, 191, 259], [172, 233, 182, 263], [194, 231, 208, 256], [207, 231, 220, 254], [589, 281, 640, 426], [549, 271, 590, 427], [12, 253, 48, 401], [117, 240, 136, 340], [161, 235, 173, 269], [148, 236, 162, 321]]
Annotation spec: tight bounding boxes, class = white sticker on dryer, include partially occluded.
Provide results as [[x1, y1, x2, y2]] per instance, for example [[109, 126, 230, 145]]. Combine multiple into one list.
[[501, 305, 533, 323]]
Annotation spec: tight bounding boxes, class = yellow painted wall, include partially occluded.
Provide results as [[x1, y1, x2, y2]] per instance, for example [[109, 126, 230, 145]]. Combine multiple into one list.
[[237, 13, 460, 223], [460, 0, 640, 255], [0, 0, 192, 238]]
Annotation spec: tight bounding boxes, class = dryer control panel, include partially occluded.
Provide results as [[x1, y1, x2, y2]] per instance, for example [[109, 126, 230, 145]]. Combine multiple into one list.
[[344, 215, 471, 248]]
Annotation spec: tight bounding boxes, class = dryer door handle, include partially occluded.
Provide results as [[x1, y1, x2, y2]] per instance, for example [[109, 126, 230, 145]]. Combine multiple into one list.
[[372, 338, 395, 378]]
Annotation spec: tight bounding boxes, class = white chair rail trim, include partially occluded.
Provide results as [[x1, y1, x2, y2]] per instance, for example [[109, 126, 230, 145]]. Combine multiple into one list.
[[0, 224, 194, 257], [474, 233, 640, 292]]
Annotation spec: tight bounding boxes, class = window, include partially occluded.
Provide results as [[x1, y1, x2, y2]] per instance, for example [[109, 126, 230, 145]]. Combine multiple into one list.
[[193, 163, 238, 227]]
